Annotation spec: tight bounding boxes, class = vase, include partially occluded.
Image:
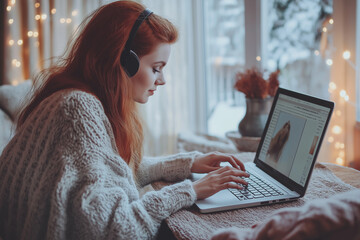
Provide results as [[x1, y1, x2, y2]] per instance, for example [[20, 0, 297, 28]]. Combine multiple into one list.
[[238, 97, 273, 137]]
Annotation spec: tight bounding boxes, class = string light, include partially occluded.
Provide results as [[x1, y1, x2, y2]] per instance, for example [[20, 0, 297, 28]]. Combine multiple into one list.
[[336, 157, 344, 166], [17, 39, 23, 45], [35, 15, 41, 20], [35, 3, 40, 8], [329, 18, 334, 24], [326, 59, 333, 66], [314, 50, 319, 56], [11, 80, 19, 86], [8, 19, 14, 24], [66, 18, 72, 24], [51, 8, 56, 14], [27, 31, 33, 37], [41, 14, 47, 20], [322, 27, 327, 32], [256, 56, 261, 61], [8, 39, 14, 46], [72, 10, 78, 16], [332, 125, 342, 134], [11, 59, 21, 67], [60, 18, 66, 24], [342, 50, 351, 60], [6, 6, 12, 12], [33, 31, 39, 37]]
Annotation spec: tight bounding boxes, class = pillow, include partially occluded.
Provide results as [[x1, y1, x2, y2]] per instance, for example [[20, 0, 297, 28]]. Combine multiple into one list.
[[0, 80, 33, 121], [0, 109, 14, 154]]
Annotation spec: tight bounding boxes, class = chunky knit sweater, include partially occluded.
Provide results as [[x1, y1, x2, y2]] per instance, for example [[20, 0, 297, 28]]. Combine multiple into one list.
[[0, 90, 198, 240]]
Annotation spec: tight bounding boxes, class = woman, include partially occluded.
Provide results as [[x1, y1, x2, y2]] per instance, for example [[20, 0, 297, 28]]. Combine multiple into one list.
[[0, 1, 249, 239]]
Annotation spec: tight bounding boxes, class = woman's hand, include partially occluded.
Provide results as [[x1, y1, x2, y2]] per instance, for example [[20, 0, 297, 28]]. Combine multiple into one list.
[[191, 152, 246, 173], [193, 166, 250, 200]]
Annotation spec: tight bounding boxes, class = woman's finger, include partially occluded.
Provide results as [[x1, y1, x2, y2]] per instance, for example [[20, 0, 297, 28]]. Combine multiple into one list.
[[220, 182, 243, 191], [220, 175, 249, 186], [229, 155, 246, 171], [222, 155, 241, 169], [222, 168, 250, 178]]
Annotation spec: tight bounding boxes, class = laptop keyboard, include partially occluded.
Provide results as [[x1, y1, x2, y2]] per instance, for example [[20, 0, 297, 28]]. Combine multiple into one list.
[[228, 171, 284, 201]]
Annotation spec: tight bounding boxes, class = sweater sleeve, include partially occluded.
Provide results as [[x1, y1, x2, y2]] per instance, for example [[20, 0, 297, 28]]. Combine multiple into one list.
[[53, 92, 197, 239], [136, 151, 203, 187]]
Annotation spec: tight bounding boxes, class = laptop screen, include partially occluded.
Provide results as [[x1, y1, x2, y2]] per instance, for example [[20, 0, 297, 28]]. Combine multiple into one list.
[[257, 92, 332, 187]]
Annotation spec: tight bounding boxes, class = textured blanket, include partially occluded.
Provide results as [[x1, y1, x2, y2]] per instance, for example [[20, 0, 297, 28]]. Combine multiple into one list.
[[152, 152, 359, 240]]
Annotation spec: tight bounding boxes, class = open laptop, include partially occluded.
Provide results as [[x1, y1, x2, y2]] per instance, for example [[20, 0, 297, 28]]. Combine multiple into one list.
[[194, 87, 334, 213]]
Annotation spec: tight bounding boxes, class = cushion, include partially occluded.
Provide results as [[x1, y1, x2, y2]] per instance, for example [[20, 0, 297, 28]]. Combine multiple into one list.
[[0, 80, 33, 121], [0, 109, 14, 154]]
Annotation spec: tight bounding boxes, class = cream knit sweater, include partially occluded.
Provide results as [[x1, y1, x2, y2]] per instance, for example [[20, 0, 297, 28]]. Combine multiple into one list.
[[0, 90, 198, 240]]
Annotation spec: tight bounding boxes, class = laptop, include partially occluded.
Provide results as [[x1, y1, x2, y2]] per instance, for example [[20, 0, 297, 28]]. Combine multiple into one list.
[[194, 87, 334, 213]]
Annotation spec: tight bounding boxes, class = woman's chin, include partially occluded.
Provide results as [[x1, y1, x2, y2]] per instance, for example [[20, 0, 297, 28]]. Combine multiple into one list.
[[134, 97, 149, 104]]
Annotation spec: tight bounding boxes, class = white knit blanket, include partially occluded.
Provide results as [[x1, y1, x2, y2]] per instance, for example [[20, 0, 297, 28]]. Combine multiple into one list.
[[152, 152, 358, 240]]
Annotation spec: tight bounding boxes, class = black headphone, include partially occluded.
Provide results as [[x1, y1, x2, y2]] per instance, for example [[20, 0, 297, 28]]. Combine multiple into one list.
[[120, 9, 153, 77]]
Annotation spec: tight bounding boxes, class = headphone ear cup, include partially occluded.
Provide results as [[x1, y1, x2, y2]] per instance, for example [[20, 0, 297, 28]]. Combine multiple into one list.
[[121, 50, 140, 77]]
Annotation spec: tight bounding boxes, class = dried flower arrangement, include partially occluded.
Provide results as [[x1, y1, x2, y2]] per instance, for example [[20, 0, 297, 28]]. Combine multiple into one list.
[[234, 68, 280, 99]]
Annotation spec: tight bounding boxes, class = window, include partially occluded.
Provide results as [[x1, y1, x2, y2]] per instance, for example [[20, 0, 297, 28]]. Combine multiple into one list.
[[204, 0, 333, 138], [203, 0, 246, 137]]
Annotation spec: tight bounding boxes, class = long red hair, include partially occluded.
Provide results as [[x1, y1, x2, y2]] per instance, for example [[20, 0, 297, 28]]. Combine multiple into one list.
[[17, 1, 178, 169]]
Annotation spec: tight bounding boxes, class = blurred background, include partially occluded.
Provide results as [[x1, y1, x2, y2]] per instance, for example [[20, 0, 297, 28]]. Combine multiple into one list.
[[1, 0, 359, 168]]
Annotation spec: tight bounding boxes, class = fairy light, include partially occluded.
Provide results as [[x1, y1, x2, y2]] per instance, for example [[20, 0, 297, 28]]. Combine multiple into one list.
[[17, 39, 23, 45], [339, 151, 345, 157], [328, 136, 334, 143], [35, 14, 41, 20], [343, 50, 351, 60], [8, 39, 14, 46], [72, 10, 78, 16], [10, 0, 16, 5], [11, 80, 19, 86], [322, 27, 327, 32], [51, 8, 56, 14], [8, 19, 14, 24], [33, 31, 39, 37], [41, 14, 47, 20], [314, 50, 320, 56], [326, 59, 333, 66], [256, 56, 261, 61], [329, 18, 334, 24], [336, 157, 345, 166], [332, 125, 342, 135], [66, 18, 72, 24], [27, 31, 33, 37], [35, 2, 40, 8], [60, 18, 66, 24], [340, 89, 347, 97], [6, 6, 12, 12]]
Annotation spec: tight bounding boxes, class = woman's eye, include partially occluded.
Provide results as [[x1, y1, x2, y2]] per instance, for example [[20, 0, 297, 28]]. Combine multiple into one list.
[[153, 68, 160, 73]]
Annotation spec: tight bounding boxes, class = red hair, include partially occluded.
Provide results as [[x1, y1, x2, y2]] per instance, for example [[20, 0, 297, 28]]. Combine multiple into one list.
[[17, 1, 178, 169]]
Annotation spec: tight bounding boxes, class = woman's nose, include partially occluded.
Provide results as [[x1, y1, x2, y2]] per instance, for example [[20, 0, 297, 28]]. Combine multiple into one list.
[[156, 75, 166, 85]]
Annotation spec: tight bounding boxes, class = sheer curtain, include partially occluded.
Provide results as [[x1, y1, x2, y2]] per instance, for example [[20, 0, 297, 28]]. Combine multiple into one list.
[[4, 0, 204, 157], [138, 0, 204, 156]]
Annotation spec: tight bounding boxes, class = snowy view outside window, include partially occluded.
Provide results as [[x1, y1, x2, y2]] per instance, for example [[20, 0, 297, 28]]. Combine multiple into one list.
[[206, 0, 333, 137], [204, 0, 246, 137]]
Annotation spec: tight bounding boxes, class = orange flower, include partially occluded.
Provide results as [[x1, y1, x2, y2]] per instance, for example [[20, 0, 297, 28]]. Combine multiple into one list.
[[234, 68, 279, 99]]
